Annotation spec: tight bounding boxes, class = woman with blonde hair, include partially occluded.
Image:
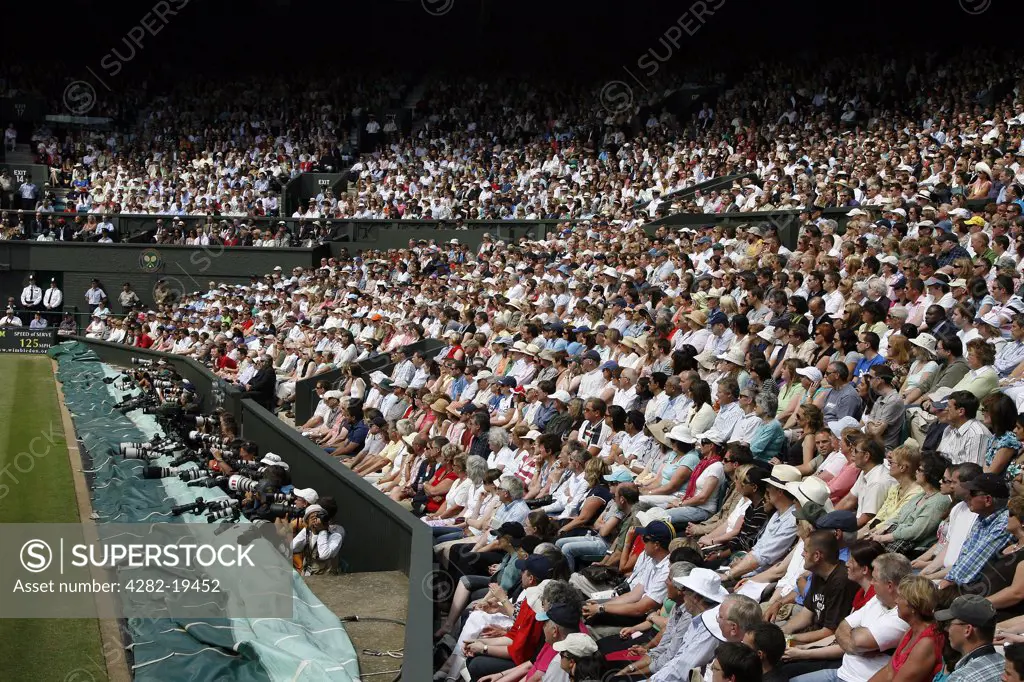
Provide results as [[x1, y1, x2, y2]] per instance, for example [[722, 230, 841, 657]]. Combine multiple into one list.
[[718, 295, 739, 318], [868, 575, 944, 681], [862, 440, 923, 536], [885, 334, 912, 389]]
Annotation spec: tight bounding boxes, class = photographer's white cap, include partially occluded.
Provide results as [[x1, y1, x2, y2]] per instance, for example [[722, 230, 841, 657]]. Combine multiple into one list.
[[293, 488, 319, 504], [261, 453, 289, 469]]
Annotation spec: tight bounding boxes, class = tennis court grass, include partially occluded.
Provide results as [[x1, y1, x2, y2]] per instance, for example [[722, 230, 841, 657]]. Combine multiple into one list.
[[0, 356, 109, 682]]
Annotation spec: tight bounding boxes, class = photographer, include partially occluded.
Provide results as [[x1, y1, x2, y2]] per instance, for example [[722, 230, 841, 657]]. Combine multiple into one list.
[[209, 440, 259, 476], [291, 497, 344, 575]]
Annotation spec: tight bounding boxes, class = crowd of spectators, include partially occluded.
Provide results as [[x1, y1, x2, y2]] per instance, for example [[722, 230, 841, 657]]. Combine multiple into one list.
[[6, 48, 1024, 682]]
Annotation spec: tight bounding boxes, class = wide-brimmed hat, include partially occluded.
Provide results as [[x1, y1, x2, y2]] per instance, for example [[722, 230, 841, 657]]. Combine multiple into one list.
[[766, 464, 802, 490], [716, 347, 746, 366], [648, 420, 676, 446], [686, 310, 708, 326], [784, 476, 835, 511], [673, 567, 729, 603], [667, 424, 697, 444], [430, 398, 451, 412], [909, 333, 937, 355]]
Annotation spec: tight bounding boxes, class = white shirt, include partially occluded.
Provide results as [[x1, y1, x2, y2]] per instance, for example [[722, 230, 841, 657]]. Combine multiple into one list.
[[836, 596, 909, 682], [943, 500, 979, 570], [577, 368, 608, 400], [849, 464, 896, 518], [20, 285, 42, 306], [42, 287, 63, 309]]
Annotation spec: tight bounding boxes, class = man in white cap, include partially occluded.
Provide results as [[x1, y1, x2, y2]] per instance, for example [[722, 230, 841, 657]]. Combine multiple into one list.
[[291, 498, 344, 576], [722, 465, 800, 581]]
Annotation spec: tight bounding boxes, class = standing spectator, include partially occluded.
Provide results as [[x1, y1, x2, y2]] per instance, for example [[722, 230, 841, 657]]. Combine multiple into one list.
[[17, 177, 37, 210], [84, 279, 106, 307], [4, 123, 16, 152], [118, 283, 140, 314]]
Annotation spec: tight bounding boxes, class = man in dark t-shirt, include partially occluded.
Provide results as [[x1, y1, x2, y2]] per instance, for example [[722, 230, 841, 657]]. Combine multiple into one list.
[[782, 529, 858, 645]]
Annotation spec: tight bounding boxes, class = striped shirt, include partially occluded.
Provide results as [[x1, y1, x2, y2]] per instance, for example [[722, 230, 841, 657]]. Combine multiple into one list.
[[938, 419, 993, 467]]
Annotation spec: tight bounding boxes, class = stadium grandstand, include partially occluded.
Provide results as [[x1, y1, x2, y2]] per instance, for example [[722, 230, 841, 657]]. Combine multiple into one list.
[[3, 0, 1024, 681]]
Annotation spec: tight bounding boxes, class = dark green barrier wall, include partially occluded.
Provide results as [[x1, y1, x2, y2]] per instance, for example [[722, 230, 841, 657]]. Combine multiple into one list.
[[0, 242, 321, 310]]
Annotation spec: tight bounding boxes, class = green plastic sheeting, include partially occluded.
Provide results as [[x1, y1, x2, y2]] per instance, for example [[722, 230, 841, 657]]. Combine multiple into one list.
[[50, 342, 361, 682]]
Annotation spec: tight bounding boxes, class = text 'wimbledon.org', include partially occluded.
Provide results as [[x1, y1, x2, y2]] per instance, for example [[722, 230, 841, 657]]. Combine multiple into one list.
[[1, 523, 294, 618]]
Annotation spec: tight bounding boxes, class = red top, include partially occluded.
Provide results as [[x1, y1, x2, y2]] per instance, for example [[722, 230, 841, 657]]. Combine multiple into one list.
[[425, 466, 458, 513], [136, 333, 154, 349], [891, 624, 944, 678], [216, 356, 237, 371], [506, 600, 545, 666], [852, 585, 875, 611]]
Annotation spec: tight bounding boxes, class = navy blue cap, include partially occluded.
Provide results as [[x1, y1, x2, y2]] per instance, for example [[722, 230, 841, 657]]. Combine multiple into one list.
[[514, 554, 553, 579], [815, 511, 858, 532], [497, 522, 526, 543], [708, 311, 728, 326], [636, 520, 673, 546], [582, 350, 602, 362], [499, 376, 518, 388], [535, 602, 579, 627], [612, 298, 628, 308]]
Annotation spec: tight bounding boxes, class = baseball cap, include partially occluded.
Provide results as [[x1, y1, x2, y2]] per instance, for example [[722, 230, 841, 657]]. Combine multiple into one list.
[[964, 473, 1009, 499], [292, 488, 319, 504], [535, 602, 580, 628], [582, 349, 602, 362], [815, 510, 858, 532], [498, 376, 518, 388], [795, 366, 823, 383], [935, 595, 997, 627], [794, 501, 827, 524], [600, 361, 619, 371], [496, 522, 526, 545], [636, 520, 673, 546], [549, 390, 572, 404], [514, 554, 553, 579], [552, 633, 599, 657], [707, 311, 728, 326], [603, 465, 636, 483]]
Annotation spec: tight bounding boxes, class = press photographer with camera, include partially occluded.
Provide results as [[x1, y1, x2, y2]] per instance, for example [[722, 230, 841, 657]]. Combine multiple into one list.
[[208, 439, 259, 476], [291, 497, 344, 575]]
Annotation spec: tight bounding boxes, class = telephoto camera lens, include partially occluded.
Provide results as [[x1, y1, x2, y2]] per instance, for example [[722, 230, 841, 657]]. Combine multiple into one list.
[[206, 508, 238, 523], [120, 443, 154, 460], [177, 468, 206, 483], [142, 466, 178, 480], [227, 474, 260, 494]]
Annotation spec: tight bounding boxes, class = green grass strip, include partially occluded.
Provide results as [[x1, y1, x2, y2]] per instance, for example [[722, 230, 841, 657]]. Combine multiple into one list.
[[0, 356, 109, 682]]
